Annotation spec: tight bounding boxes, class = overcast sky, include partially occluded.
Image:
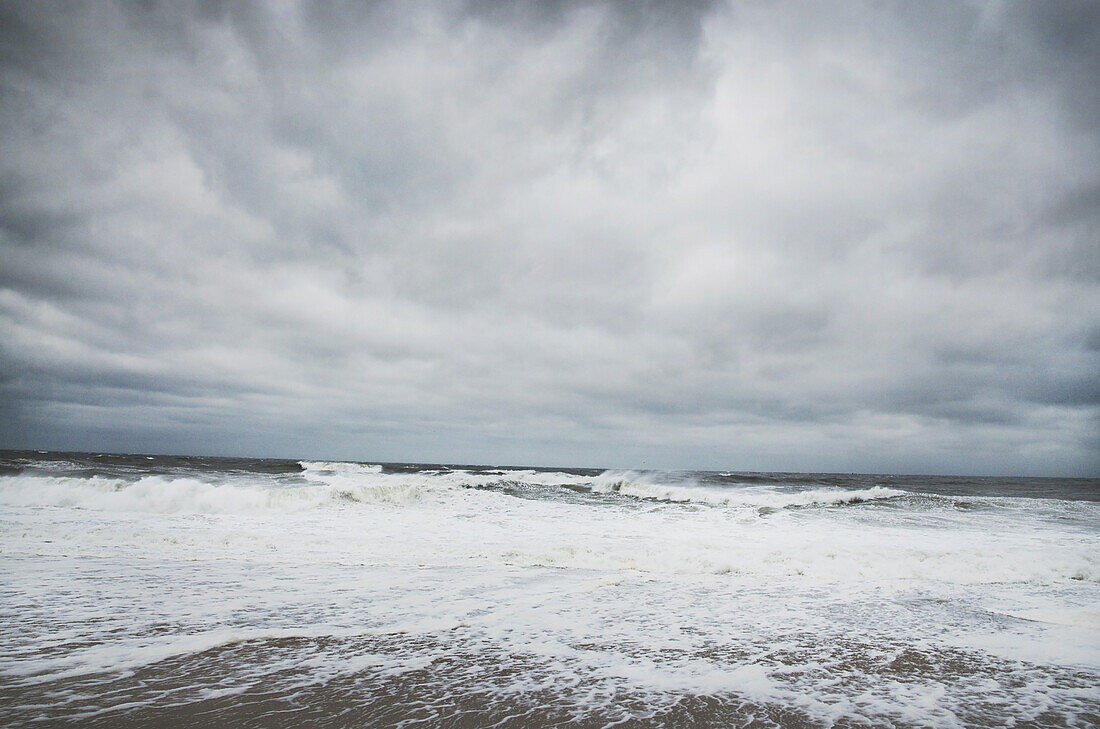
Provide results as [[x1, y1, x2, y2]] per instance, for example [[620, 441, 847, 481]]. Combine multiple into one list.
[[1, 1, 1098, 475]]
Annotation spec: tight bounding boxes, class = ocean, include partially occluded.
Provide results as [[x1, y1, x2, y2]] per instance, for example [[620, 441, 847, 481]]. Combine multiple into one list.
[[1, 451, 1097, 728]]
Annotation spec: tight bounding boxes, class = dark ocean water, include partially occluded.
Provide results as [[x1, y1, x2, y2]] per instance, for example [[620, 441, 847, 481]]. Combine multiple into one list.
[[1, 451, 1097, 727]]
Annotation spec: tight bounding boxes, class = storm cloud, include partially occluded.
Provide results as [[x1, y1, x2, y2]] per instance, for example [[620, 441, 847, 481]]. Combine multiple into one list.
[[1, 0, 1098, 475]]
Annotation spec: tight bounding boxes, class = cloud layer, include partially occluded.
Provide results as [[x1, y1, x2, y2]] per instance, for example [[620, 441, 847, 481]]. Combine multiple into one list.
[[2, 1, 1098, 475]]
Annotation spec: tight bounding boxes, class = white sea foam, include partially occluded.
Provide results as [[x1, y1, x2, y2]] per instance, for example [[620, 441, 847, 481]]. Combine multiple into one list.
[[590, 469, 903, 508], [0, 473, 425, 514], [0, 466, 910, 517], [1003, 607, 1100, 630], [0, 474, 287, 514], [2, 470, 1093, 586], [2, 461, 1098, 728], [298, 460, 383, 475]]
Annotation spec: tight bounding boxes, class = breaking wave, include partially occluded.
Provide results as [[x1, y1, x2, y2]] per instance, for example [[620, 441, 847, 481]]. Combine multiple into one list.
[[0, 465, 596, 515], [589, 470, 904, 509], [1, 462, 1096, 587], [0, 464, 911, 517], [0, 470, 442, 514], [298, 461, 383, 476]]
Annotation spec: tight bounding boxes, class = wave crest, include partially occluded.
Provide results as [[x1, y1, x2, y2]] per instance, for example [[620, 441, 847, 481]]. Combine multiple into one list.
[[0, 464, 904, 516], [0, 470, 434, 514], [589, 471, 903, 509], [299, 461, 383, 475]]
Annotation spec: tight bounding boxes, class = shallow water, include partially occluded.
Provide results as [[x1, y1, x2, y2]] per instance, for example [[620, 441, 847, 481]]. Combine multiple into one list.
[[1, 451, 1097, 727]]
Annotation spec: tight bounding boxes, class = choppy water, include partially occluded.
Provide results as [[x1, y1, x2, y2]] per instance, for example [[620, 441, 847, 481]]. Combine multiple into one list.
[[1, 451, 1097, 727]]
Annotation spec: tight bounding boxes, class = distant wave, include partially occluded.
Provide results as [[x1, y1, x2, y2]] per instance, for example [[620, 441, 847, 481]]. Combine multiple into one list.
[[298, 460, 383, 475], [0, 464, 907, 516], [0, 464, 601, 515], [0, 474, 323, 514], [2, 469, 1096, 585], [589, 470, 904, 509], [0, 470, 446, 513]]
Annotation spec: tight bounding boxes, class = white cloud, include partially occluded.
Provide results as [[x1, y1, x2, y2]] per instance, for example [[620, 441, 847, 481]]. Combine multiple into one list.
[[1, 0, 1097, 475]]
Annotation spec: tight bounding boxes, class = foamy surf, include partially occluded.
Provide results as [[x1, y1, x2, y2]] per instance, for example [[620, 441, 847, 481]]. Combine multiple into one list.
[[589, 470, 904, 508], [1, 451, 1097, 728], [299, 460, 384, 475]]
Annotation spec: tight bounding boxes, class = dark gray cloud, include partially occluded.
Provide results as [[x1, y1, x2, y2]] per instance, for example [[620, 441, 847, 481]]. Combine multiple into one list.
[[1, 0, 1098, 475]]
